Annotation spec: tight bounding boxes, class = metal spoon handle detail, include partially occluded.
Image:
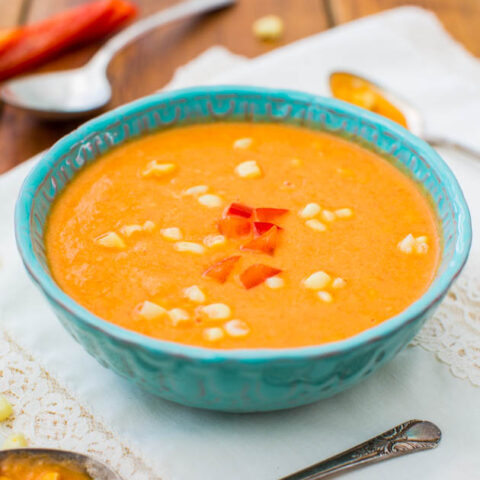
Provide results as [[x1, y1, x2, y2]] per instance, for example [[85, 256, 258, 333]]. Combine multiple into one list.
[[424, 135, 480, 162], [90, 0, 234, 70], [280, 419, 441, 480]]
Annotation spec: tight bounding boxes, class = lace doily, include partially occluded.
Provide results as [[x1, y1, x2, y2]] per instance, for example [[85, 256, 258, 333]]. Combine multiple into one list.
[[412, 264, 480, 386], [0, 329, 159, 480]]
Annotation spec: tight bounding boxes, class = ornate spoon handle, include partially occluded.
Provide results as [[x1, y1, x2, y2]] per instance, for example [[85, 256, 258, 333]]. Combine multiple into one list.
[[280, 419, 441, 480]]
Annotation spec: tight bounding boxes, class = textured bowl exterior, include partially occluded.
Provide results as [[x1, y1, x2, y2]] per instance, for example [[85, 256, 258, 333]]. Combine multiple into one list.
[[15, 87, 471, 412]]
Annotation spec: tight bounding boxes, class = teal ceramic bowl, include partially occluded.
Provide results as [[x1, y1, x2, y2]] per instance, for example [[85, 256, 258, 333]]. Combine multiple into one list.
[[15, 86, 471, 412]]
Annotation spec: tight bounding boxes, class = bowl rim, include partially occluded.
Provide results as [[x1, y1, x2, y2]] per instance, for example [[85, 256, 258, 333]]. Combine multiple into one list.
[[15, 85, 472, 362]]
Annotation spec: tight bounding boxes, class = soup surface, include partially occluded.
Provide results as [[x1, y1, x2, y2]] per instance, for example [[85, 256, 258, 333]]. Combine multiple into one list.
[[0, 454, 91, 480], [46, 123, 440, 348]]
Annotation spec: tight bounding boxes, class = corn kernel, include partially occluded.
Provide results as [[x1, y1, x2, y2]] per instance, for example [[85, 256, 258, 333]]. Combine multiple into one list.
[[233, 138, 252, 149], [303, 271, 331, 290], [203, 327, 224, 342], [299, 203, 321, 218], [0, 395, 13, 422], [415, 236, 429, 254], [95, 232, 125, 249], [2, 433, 27, 449], [183, 185, 209, 196], [174, 242, 205, 254], [235, 160, 262, 179], [121, 221, 155, 237], [168, 308, 191, 326], [183, 285, 206, 304], [198, 194, 223, 208], [137, 301, 167, 321], [224, 319, 250, 338], [41, 473, 60, 480], [352, 90, 376, 109], [397, 234, 415, 254], [142, 220, 156, 232], [321, 209, 336, 222], [202, 303, 231, 320], [305, 219, 327, 232], [119, 224, 143, 237], [252, 14, 284, 41], [335, 208, 353, 218], [398, 234, 429, 255], [141, 161, 177, 178], [415, 241, 429, 254], [160, 227, 183, 241], [317, 291, 333, 303], [203, 234, 226, 248], [265, 276, 284, 289], [332, 277, 346, 289]]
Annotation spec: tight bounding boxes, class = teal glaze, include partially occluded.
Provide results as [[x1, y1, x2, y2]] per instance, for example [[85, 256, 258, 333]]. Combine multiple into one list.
[[15, 86, 471, 412]]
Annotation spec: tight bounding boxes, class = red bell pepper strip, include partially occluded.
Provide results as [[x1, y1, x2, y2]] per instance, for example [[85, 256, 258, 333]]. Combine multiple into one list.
[[203, 255, 241, 283], [81, 0, 138, 43], [225, 202, 254, 219], [0, 28, 22, 56], [255, 208, 289, 222], [0, 0, 137, 81], [241, 225, 279, 255], [218, 216, 251, 238], [239, 264, 282, 289]]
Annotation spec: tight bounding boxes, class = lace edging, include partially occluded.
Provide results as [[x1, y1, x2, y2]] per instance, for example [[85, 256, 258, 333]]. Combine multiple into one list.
[[411, 266, 480, 386], [0, 329, 160, 480]]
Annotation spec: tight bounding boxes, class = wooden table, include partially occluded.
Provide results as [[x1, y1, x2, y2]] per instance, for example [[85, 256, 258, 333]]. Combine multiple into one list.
[[1, 0, 479, 172]]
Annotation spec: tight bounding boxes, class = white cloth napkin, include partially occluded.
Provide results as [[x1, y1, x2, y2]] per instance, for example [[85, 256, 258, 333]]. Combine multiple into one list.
[[1, 7, 480, 480]]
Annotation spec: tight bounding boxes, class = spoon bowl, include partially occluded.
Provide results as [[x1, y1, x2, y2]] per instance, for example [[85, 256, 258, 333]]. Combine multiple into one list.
[[329, 70, 480, 161], [329, 71, 424, 135], [1, 67, 111, 120], [0, 448, 122, 479]]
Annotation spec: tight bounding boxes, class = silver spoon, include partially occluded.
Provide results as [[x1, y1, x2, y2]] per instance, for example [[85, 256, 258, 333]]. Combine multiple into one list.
[[0, 0, 235, 120], [0, 448, 121, 479], [329, 71, 480, 162], [280, 419, 441, 479]]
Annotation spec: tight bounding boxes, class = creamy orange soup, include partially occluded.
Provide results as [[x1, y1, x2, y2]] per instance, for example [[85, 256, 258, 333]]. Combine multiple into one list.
[[45, 123, 439, 348], [0, 454, 91, 480]]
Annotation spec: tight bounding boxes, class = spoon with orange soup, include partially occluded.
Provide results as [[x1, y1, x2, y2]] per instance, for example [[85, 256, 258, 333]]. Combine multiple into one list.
[[329, 71, 480, 161], [0, 448, 120, 480]]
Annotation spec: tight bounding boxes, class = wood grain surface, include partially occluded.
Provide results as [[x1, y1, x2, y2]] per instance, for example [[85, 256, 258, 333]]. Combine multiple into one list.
[[0, 0, 478, 171], [0, 0, 25, 28]]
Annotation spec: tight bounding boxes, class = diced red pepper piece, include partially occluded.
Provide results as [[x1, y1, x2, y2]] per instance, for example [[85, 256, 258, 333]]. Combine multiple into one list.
[[218, 216, 251, 238], [241, 225, 279, 255], [0, 0, 137, 81], [252, 222, 282, 237], [255, 208, 289, 222], [225, 202, 254, 219], [203, 255, 241, 283], [240, 264, 282, 289]]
